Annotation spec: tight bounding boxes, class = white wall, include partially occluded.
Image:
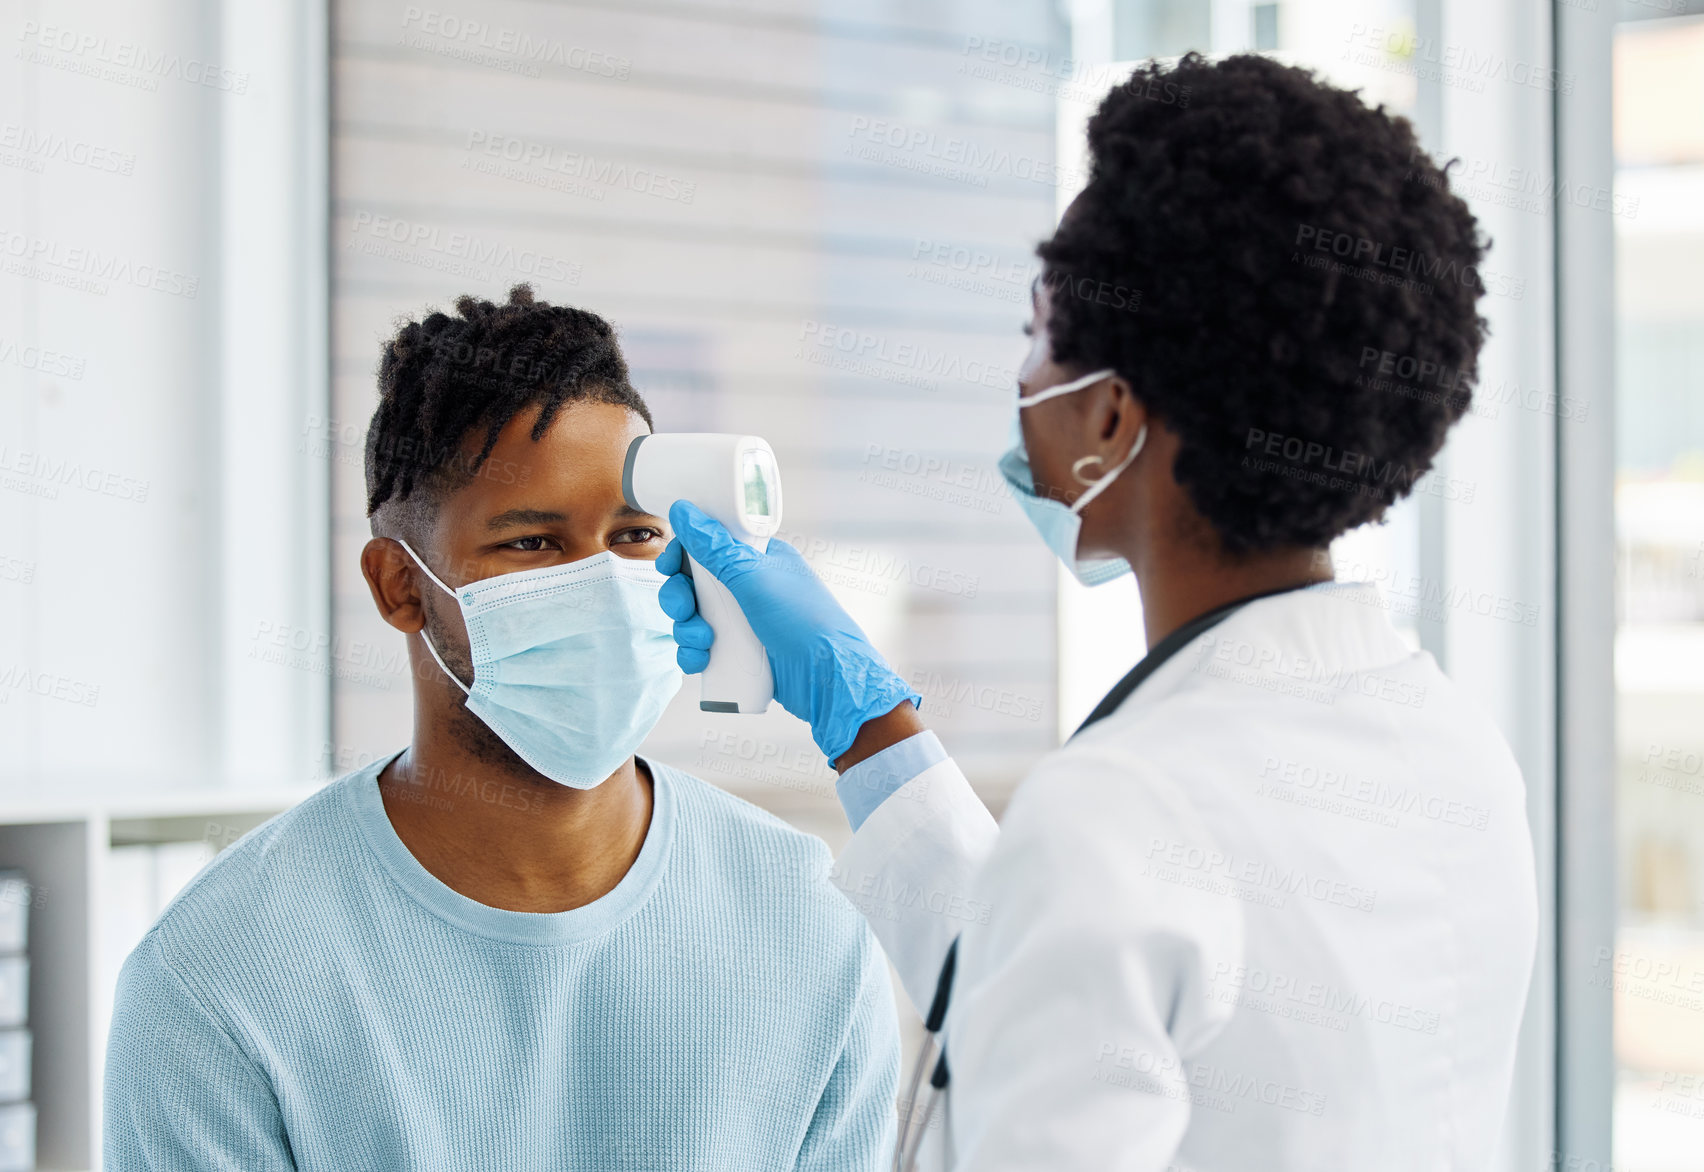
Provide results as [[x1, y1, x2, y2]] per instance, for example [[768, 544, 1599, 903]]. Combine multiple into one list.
[[0, 0, 328, 797]]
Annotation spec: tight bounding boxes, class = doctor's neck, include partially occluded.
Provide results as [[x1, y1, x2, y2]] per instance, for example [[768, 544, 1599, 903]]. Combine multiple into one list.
[[1131, 540, 1333, 649], [838, 535, 1334, 775], [1086, 417, 1336, 648]]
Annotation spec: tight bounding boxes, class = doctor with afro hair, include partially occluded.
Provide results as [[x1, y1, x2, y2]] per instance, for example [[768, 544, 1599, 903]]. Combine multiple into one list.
[[660, 52, 1536, 1171]]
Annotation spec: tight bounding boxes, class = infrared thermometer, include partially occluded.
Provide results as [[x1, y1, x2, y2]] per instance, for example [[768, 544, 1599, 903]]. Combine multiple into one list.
[[622, 433, 782, 713]]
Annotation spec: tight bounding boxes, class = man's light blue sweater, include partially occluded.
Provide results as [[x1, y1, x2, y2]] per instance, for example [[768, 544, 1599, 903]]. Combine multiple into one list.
[[103, 754, 899, 1171]]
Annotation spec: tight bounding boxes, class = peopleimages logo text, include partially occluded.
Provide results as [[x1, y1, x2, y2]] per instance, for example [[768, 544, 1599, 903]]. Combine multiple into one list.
[[0, 228, 199, 298], [16, 21, 250, 92], [399, 8, 631, 79], [347, 212, 580, 285], [1294, 225, 1526, 299]]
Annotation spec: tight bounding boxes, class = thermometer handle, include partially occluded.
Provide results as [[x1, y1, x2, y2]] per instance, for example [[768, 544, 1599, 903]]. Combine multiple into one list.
[[688, 542, 774, 714]]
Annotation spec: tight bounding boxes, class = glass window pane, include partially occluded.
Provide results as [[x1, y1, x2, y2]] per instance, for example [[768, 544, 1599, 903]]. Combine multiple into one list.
[[1611, 15, 1704, 1171]]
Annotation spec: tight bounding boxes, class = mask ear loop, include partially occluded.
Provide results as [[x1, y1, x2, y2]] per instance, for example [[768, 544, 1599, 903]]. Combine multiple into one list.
[[1015, 367, 1116, 408], [397, 538, 457, 598], [1067, 423, 1147, 517], [1018, 368, 1141, 510], [397, 539, 473, 697], [416, 627, 473, 697]]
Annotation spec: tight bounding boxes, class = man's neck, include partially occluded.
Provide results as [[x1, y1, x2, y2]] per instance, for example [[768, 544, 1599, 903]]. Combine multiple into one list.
[[376, 723, 652, 914]]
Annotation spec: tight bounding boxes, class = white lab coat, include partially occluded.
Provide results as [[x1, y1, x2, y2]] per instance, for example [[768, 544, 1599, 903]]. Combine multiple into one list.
[[831, 582, 1537, 1171]]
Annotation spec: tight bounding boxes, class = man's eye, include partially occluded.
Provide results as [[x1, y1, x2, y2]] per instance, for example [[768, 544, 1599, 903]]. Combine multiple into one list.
[[612, 527, 663, 545], [505, 536, 553, 552]]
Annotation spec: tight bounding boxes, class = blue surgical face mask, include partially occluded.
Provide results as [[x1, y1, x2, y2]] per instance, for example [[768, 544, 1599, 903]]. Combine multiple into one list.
[[399, 541, 683, 789], [997, 368, 1147, 587]]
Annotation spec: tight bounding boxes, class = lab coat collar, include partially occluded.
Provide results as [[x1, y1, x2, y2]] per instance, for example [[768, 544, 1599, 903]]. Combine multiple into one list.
[[1082, 580, 1411, 730], [1073, 580, 1321, 737]]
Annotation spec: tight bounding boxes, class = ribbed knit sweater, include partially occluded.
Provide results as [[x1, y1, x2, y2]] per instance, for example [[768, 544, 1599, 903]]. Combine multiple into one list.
[[103, 753, 899, 1171]]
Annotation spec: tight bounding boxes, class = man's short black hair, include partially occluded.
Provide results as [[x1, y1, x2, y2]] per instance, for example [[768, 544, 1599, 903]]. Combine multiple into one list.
[[365, 284, 652, 536], [1038, 52, 1489, 556]]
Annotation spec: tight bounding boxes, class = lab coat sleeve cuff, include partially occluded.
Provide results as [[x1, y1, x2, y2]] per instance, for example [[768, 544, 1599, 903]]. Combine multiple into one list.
[[831, 754, 998, 1016], [835, 730, 950, 831]]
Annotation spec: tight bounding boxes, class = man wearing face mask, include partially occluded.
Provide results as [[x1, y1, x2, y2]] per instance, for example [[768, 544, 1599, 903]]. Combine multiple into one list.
[[103, 286, 900, 1171], [660, 54, 1538, 1170]]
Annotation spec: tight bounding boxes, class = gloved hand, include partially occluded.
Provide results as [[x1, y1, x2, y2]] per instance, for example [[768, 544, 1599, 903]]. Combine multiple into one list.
[[658, 500, 920, 764]]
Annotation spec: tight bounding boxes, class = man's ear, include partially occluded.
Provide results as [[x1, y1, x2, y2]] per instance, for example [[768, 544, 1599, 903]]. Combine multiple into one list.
[[361, 538, 426, 635]]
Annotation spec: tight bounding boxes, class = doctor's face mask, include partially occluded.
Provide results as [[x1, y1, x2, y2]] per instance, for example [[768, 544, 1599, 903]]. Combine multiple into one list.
[[998, 370, 1145, 586], [401, 540, 683, 789], [997, 283, 1146, 586]]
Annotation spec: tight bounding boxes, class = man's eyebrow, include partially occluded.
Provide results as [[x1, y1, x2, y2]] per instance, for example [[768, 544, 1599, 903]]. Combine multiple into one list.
[[485, 508, 567, 531], [486, 505, 659, 530]]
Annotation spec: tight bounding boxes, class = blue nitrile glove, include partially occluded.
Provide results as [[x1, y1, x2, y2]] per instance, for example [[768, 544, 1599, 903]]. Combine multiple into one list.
[[657, 500, 920, 765]]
